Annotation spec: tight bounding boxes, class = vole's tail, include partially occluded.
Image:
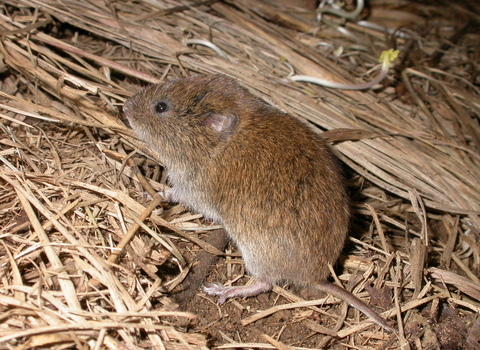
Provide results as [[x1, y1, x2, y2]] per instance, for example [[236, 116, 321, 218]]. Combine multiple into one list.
[[315, 282, 393, 332]]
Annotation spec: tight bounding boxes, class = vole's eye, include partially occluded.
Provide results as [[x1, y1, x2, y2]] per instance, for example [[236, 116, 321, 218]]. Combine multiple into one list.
[[154, 101, 169, 114]]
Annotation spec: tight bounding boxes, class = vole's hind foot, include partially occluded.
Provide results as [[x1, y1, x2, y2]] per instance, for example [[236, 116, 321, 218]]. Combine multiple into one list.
[[203, 280, 272, 304]]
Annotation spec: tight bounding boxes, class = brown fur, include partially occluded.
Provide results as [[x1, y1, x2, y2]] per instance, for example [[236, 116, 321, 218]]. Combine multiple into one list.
[[123, 74, 390, 330]]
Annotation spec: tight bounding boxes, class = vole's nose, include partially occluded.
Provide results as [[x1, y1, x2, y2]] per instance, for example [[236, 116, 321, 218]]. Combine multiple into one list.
[[122, 97, 135, 118]]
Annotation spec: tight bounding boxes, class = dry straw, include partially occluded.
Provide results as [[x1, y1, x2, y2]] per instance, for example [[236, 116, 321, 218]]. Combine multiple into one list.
[[1, 0, 479, 349]]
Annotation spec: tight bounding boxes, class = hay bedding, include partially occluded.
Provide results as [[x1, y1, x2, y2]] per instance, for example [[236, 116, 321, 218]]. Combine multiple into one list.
[[0, 0, 479, 348]]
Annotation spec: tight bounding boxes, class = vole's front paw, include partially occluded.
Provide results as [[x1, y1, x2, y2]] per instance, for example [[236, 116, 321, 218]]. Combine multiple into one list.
[[159, 188, 175, 203]]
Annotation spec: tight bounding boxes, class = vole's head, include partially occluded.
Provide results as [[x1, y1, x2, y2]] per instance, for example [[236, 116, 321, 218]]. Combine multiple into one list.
[[123, 74, 260, 168]]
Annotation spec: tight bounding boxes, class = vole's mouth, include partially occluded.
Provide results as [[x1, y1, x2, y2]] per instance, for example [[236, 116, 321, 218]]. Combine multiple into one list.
[[124, 116, 139, 132]]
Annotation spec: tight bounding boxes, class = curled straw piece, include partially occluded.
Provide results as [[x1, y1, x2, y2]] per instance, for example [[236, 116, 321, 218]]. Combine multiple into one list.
[[317, 1, 411, 41], [316, 0, 364, 20], [356, 20, 412, 40], [184, 39, 230, 60], [290, 49, 399, 90]]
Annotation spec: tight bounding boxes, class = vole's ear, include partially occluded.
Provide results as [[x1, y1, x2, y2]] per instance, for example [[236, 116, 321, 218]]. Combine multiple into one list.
[[203, 112, 239, 134]]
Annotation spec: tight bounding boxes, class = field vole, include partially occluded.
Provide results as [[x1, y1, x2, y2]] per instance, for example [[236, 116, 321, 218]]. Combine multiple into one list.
[[123, 74, 390, 330]]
